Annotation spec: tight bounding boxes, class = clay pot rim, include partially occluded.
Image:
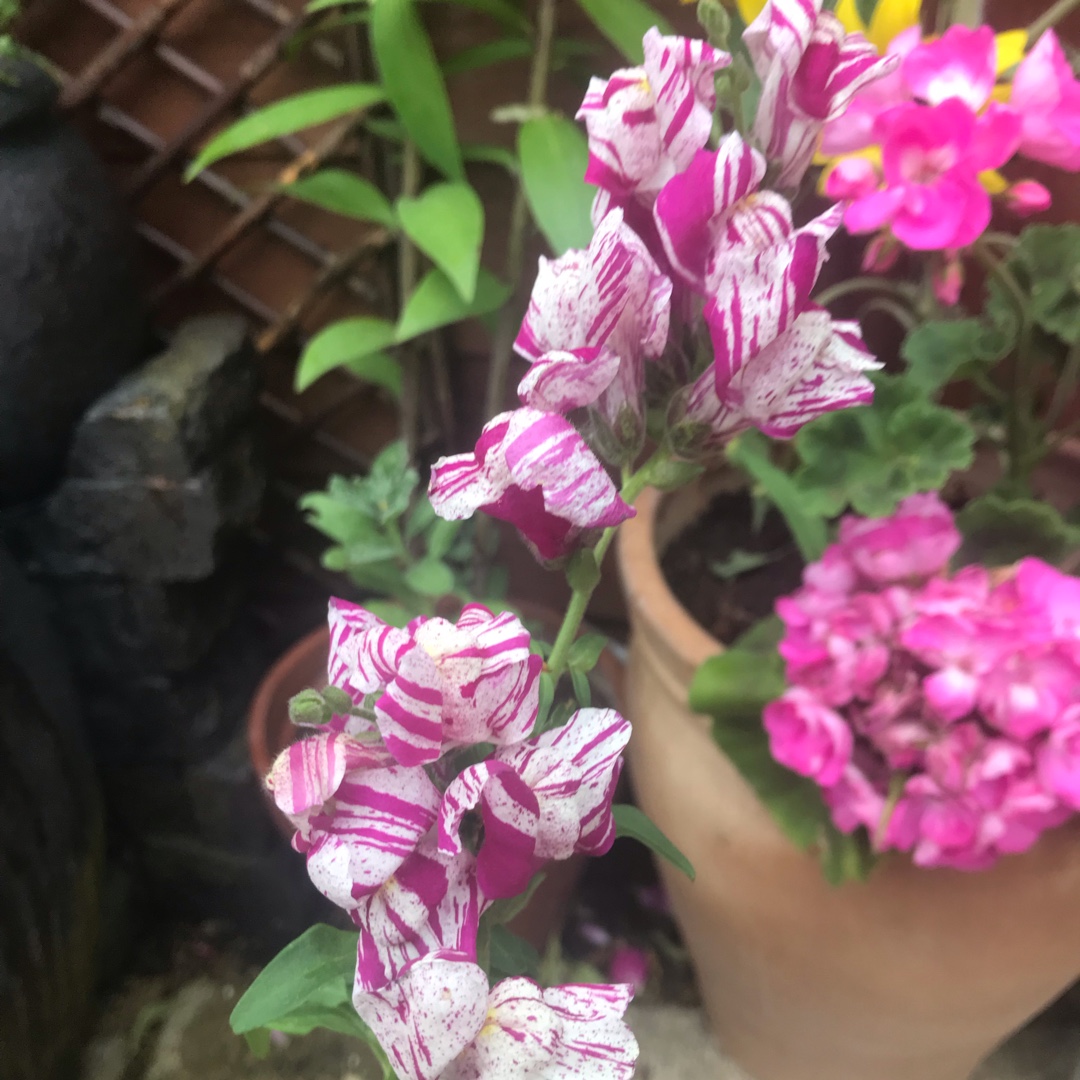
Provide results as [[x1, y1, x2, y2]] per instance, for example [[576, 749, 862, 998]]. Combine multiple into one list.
[[617, 486, 721, 673]]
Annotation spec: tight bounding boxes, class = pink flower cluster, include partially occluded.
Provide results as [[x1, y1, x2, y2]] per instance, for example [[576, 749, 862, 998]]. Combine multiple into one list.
[[430, 10, 886, 564], [268, 599, 637, 1080], [824, 25, 1080, 256], [764, 494, 1080, 871]]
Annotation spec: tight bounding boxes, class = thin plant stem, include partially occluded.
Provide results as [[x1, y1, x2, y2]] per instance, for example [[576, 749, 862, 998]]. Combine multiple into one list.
[[1028, 0, 1080, 41], [815, 276, 917, 310], [544, 457, 658, 681], [398, 140, 423, 457], [1045, 338, 1080, 434]]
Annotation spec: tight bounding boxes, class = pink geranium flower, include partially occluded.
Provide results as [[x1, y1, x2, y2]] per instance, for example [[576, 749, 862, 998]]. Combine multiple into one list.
[[901, 25, 997, 110], [763, 687, 854, 785], [428, 408, 634, 564], [1010, 29, 1080, 171]]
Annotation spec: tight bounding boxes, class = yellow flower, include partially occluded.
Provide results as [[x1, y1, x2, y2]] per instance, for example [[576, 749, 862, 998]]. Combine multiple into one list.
[[835, 0, 921, 52]]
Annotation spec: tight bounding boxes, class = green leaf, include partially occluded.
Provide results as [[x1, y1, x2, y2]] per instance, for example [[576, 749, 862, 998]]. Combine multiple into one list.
[[186, 84, 385, 179], [230, 925, 358, 1035], [535, 671, 555, 730], [573, 0, 673, 62], [484, 872, 546, 927], [426, 516, 462, 559], [517, 115, 594, 255], [566, 632, 608, 674], [644, 457, 706, 493], [854, 0, 877, 27], [565, 549, 600, 593], [363, 599, 415, 626], [886, 401, 975, 491], [727, 430, 828, 564], [405, 494, 437, 541], [709, 548, 775, 581], [1010, 224, 1080, 344], [244, 1029, 271, 1057], [372, 0, 463, 179], [900, 319, 988, 395], [688, 648, 786, 720], [396, 268, 510, 341], [281, 169, 397, 227], [488, 925, 542, 981], [403, 557, 456, 597], [957, 494, 1080, 567], [367, 440, 420, 522], [307, 0, 369, 11], [442, 37, 532, 76], [397, 182, 484, 302], [295, 317, 398, 392], [462, 143, 519, 173], [613, 804, 695, 881], [570, 667, 592, 708]]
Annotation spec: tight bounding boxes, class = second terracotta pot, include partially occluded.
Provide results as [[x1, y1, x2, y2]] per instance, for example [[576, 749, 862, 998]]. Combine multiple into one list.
[[617, 473, 1080, 1080]]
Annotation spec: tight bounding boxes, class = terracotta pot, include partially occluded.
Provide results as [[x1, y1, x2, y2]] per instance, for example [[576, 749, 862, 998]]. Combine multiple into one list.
[[247, 606, 625, 952], [616, 468, 1080, 1080]]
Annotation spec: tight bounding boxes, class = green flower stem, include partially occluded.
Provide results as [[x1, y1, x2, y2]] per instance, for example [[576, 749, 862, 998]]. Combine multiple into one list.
[[544, 455, 659, 681], [972, 240, 1038, 493], [815, 276, 917, 311], [1045, 338, 1080, 434], [1028, 0, 1080, 41]]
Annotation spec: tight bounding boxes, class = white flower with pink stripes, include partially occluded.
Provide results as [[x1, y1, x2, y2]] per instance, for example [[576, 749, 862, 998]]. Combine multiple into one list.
[[354, 951, 638, 1080]]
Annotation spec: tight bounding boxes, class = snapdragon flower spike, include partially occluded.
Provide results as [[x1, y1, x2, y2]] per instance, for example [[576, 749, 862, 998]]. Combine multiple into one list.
[[353, 835, 485, 992], [266, 731, 441, 911], [576, 28, 730, 205], [354, 951, 638, 1080], [517, 346, 622, 415], [428, 408, 634, 564], [438, 708, 632, 899], [335, 600, 542, 768], [745, 0, 897, 188]]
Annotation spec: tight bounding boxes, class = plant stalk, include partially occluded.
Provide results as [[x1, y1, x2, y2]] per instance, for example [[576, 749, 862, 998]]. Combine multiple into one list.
[[815, 276, 918, 311], [1027, 0, 1080, 40], [398, 140, 422, 457]]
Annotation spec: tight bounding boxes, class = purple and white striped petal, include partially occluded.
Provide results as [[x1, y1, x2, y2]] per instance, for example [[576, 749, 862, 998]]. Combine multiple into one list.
[[495, 708, 631, 861], [439, 760, 541, 899], [374, 642, 446, 767], [653, 137, 767, 291], [328, 598, 384, 693], [686, 308, 880, 443], [354, 952, 489, 1080], [705, 204, 840, 392], [514, 209, 671, 367], [429, 409, 634, 564], [517, 346, 622, 414], [303, 764, 441, 909], [746, 0, 897, 188], [353, 841, 485, 992], [440, 979, 639, 1080], [349, 619, 411, 698], [576, 32, 730, 204]]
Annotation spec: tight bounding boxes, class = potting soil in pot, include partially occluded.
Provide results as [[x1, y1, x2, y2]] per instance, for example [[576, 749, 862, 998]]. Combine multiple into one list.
[[658, 490, 803, 645]]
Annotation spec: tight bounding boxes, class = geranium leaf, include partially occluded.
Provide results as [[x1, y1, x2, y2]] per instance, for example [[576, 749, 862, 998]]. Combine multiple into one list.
[[613, 804, 695, 881], [397, 182, 484, 302], [900, 318, 988, 395], [186, 84, 385, 178], [1010, 224, 1080, 344], [956, 494, 1080, 568]]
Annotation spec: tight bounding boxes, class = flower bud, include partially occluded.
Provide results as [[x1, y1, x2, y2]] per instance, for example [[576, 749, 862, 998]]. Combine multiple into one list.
[[861, 232, 900, 274], [289, 688, 330, 726], [1006, 180, 1052, 216], [823, 156, 880, 201], [932, 253, 963, 306], [321, 685, 355, 716]]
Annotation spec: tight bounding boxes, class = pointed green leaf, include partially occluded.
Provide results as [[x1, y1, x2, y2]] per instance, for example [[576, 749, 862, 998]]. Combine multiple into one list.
[[396, 268, 509, 341], [281, 169, 397, 227], [186, 84, 385, 179], [488, 925, 541, 981], [397, 182, 484, 302], [462, 143, 519, 173], [613, 804, 695, 880], [230, 925, 358, 1034], [442, 37, 532, 76], [403, 557, 456, 597], [307, 0, 369, 11], [570, 668, 592, 708], [295, 317, 399, 392], [518, 115, 593, 255], [566, 633, 608, 674], [573, 0, 673, 62], [372, 0, 463, 179]]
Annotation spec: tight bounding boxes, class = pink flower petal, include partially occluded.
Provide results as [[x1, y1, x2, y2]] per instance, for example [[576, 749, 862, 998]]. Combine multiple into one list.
[[901, 25, 996, 110], [517, 346, 622, 413]]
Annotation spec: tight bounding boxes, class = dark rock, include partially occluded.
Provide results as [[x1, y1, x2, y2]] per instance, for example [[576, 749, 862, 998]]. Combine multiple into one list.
[[13, 432, 265, 580], [44, 555, 250, 676], [0, 54, 149, 505], [68, 316, 257, 482]]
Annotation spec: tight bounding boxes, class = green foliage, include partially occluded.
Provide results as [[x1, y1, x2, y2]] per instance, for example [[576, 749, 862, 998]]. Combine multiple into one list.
[[443, 37, 533, 76], [612, 804, 696, 881], [230, 925, 390, 1075], [791, 375, 976, 519], [396, 268, 510, 341], [900, 318, 997, 395], [573, 0, 673, 62], [396, 182, 485, 302], [372, 0, 463, 179], [186, 84, 385, 179], [727, 430, 828, 563], [688, 620, 876, 885], [1008, 224, 1080, 344], [488, 925, 542, 981], [281, 170, 398, 227], [956, 494, 1080, 568], [295, 318, 400, 394], [518, 115, 594, 255], [566, 633, 608, 675]]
